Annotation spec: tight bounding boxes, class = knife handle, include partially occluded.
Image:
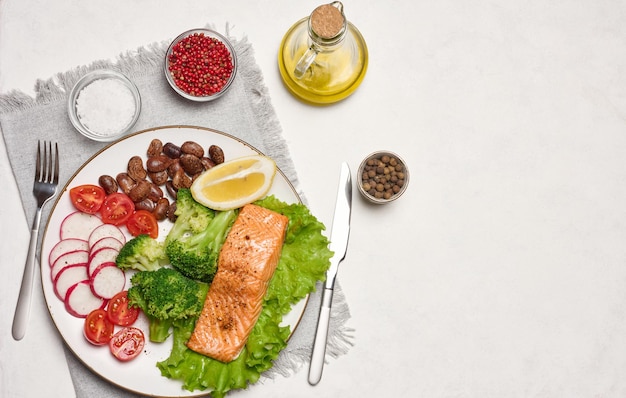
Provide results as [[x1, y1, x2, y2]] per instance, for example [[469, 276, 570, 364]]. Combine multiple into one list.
[[308, 287, 334, 385]]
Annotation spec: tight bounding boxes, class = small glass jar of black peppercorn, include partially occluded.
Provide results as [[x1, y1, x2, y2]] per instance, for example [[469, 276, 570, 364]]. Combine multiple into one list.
[[357, 151, 409, 204]]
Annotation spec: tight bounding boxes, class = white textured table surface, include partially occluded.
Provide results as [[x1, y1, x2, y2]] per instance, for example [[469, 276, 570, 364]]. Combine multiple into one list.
[[3, 1, 626, 397]]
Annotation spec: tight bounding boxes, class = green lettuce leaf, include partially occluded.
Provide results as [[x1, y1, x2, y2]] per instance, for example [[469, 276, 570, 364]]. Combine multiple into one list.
[[155, 195, 332, 397]]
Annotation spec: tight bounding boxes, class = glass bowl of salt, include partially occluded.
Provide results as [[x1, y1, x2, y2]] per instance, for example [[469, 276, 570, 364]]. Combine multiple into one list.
[[68, 69, 141, 142]]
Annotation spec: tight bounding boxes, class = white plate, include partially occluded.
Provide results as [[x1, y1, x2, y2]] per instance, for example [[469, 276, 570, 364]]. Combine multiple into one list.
[[41, 126, 306, 397]]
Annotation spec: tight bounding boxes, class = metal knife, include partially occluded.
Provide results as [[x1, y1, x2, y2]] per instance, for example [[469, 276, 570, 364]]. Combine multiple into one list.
[[308, 161, 352, 385]]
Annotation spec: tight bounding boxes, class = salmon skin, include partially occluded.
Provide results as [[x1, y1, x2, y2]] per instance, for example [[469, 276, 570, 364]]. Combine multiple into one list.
[[186, 203, 289, 362]]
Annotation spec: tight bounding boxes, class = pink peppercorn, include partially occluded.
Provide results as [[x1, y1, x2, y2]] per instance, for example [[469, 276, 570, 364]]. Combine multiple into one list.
[[167, 32, 234, 97]]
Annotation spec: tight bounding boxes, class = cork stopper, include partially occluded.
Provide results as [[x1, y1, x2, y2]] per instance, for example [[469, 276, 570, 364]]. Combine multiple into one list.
[[310, 3, 345, 39]]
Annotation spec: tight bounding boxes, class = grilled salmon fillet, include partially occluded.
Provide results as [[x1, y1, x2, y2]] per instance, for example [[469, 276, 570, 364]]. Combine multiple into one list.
[[186, 203, 289, 362]]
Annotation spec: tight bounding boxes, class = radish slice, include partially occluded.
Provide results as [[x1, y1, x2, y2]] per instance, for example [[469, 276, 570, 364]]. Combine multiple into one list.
[[50, 250, 89, 281], [48, 238, 88, 267], [88, 247, 120, 277], [90, 262, 126, 299], [89, 236, 124, 257], [60, 212, 103, 241], [88, 224, 126, 249], [54, 264, 88, 301], [65, 281, 107, 318]]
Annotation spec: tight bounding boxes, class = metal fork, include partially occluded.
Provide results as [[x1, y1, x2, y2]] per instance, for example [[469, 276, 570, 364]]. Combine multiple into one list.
[[12, 141, 59, 341]]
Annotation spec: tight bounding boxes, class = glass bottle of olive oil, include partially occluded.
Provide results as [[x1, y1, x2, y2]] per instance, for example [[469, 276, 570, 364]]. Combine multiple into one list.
[[278, 1, 368, 105]]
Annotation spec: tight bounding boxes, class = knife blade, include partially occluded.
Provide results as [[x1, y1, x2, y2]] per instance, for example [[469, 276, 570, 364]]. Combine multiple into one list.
[[308, 161, 352, 385]]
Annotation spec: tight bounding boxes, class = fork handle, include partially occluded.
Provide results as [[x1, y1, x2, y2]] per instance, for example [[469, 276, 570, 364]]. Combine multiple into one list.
[[12, 209, 42, 341]]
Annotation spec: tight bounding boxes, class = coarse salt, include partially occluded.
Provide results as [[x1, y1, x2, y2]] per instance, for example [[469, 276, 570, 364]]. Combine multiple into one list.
[[76, 78, 136, 137]]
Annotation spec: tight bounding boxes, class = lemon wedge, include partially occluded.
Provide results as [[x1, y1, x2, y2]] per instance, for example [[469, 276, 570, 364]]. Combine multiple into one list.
[[190, 155, 277, 211]]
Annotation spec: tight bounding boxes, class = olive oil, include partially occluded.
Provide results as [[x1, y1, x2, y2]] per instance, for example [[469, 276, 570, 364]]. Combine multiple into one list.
[[278, 2, 368, 105]]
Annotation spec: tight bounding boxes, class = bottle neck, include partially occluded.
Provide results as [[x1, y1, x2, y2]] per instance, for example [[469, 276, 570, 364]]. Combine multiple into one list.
[[308, 1, 347, 49]]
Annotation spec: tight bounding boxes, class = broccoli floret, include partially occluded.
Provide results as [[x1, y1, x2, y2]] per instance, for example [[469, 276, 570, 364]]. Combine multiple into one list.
[[164, 189, 237, 283], [128, 267, 208, 320], [167, 188, 214, 240], [127, 267, 209, 342], [116, 234, 168, 272]]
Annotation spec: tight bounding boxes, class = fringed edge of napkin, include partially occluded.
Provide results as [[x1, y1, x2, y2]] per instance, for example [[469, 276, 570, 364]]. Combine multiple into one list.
[[0, 44, 169, 116], [266, 281, 356, 379], [234, 38, 304, 196]]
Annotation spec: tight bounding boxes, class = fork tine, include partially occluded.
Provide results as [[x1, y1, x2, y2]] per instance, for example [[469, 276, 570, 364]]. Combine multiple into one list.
[[46, 141, 53, 183], [43, 141, 49, 182], [35, 141, 42, 182], [53, 142, 59, 184]]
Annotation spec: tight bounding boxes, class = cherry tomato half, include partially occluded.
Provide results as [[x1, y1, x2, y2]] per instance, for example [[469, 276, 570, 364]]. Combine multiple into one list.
[[84, 308, 115, 346], [109, 327, 145, 362], [107, 291, 140, 327], [69, 185, 106, 214], [100, 193, 135, 226], [126, 210, 159, 239]]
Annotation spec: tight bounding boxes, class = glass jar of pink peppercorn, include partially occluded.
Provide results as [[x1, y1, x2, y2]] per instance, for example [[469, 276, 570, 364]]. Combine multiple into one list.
[[164, 28, 237, 102]]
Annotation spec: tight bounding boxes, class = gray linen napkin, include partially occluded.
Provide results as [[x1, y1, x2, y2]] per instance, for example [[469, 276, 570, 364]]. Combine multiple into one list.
[[0, 28, 353, 397]]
